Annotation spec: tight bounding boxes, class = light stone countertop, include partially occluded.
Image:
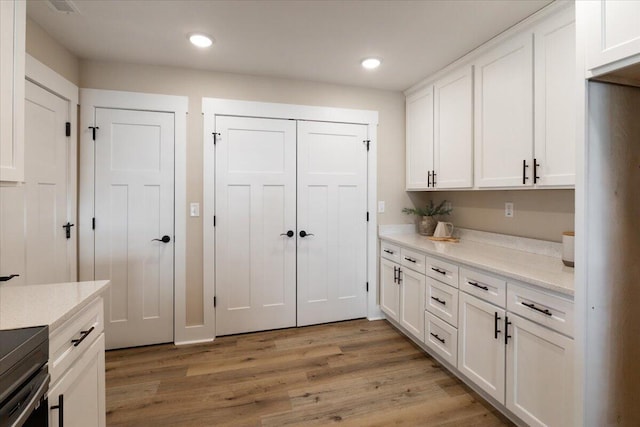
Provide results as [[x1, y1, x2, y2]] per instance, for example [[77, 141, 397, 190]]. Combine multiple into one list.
[[380, 232, 574, 297], [0, 280, 110, 330]]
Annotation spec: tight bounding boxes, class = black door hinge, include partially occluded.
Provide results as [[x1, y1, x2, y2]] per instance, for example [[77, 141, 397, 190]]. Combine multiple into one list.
[[213, 216, 216, 227], [366, 282, 369, 292], [364, 139, 371, 151], [92, 217, 95, 230], [366, 211, 369, 222], [88, 126, 99, 141], [213, 132, 220, 144], [65, 122, 71, 137], [214, 296, 217, 307]]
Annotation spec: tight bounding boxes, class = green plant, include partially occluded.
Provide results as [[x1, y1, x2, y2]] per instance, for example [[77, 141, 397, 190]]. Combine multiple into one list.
[[402, 200, 452, 217]]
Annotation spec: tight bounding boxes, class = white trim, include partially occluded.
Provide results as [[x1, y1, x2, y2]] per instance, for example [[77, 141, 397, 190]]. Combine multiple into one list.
[[202, 98, 380, 342], [78, 89, 192, 344], [25, 54, 79, 281]]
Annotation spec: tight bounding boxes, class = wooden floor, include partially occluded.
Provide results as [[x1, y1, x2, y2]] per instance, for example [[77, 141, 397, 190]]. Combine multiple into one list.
[[105, 319, 513, 426]]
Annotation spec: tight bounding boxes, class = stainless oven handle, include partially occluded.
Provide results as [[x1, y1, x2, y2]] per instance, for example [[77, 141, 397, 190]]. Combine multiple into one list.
[[11, 371, 49, 427]]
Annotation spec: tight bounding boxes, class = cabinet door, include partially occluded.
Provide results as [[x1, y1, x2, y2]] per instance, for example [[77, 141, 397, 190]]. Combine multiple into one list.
[[406, 86, 434, 190], [48, 333, 106, 427], [474, 32, 533, 188], [0, 0, 25, 182], [506, 314, 574, 427], [458, 292, 505, 403], [399, 268, 425, 342], [380, 258, 400, 322], [434, 65, 473, 189], [534, 5, 576, 187], [586, 0, 640, 72]]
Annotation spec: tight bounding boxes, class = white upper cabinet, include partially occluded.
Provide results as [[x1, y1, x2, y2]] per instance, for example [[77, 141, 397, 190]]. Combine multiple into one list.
[[585, 0, 640, 73], [433, 65, 474, 189], [405, 86, 434, 190], [474, 31, 534, 188], [0, 0, 25, 182], [534, 5, 576, 187]]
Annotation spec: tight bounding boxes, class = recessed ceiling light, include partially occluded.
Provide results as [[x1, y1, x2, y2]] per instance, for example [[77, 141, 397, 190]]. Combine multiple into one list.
[[189, 33, 213, 48], [361, 58, 382, 70]]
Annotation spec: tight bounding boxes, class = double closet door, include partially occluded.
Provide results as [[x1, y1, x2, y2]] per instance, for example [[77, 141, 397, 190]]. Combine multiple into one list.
[[215, 116, 368, 335]]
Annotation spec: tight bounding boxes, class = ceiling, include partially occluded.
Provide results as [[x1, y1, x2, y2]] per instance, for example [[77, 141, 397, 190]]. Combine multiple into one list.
[[27, 0, 552, 92]]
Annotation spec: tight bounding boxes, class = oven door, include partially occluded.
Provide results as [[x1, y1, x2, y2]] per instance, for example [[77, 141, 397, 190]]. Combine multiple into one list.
[[0, 367, 49, 427]]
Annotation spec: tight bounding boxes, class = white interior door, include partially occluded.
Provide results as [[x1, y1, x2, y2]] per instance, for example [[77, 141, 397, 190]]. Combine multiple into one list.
[[94, 108, 174, 349], [215, 116, 296, 336], [24, 80, 73, 285], [297, 120, 368, 326]]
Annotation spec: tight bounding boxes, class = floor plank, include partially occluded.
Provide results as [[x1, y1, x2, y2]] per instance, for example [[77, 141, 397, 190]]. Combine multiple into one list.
[[106, 319, 513, 426]]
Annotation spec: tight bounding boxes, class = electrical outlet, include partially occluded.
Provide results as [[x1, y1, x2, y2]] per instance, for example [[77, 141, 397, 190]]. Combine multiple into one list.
[[378, 201, 385, 213], [444, 201, 452, 212], [505, 202, 514, 218], [190, 202, 200, 217]]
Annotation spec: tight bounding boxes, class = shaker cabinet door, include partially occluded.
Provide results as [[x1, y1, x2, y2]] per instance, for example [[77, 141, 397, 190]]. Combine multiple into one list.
[[406, 86, 434, 190]]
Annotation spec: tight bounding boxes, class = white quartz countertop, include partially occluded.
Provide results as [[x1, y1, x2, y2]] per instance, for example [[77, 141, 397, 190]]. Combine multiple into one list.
[[0, 280, 110, 330], [380, 232, 574, 297]]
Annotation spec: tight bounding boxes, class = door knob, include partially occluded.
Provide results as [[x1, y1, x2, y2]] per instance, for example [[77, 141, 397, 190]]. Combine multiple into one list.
[[299, 230, 314, 238], [0, 274, 19, 282], [152, 235, 171, 243], [280, 230, 294, 238]]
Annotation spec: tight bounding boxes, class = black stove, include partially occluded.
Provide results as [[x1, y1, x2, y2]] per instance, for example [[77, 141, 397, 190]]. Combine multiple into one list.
[[0, 326, 49, 427]]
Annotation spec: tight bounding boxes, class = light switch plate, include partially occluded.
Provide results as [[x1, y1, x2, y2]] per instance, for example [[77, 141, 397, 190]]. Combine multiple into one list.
[[378, 201, 385, 213], [190, 202, 200, 217], [505, 202, 514, 218]]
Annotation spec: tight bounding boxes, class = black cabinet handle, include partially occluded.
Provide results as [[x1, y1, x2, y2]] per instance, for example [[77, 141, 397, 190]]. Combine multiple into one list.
[[432, 171, 437, 186], [522, 159, 529, 184], [280, 230, 294, 238], [468, 281, 489, 291], [152, 235, 171, 243], [505, 316, 512, 345], [430, 333, 445, 344], [51, 394, 64, 427], [533, 158, 540, 184], [522, 301, 552, 316], [299, 230, 314, 238], [494, 312, 501, 339], [383, 249, 394, 255], [0, 274, 19, 282], [427, 171, 432, 187], [393, 266, 398, 284], [62, 222, 75, 239], [431, 267, 446, 275], [397, 268, 402, 284], [431, 296, 446, 306], [404, 257, 416, 263], [71, 326, 95, 347]]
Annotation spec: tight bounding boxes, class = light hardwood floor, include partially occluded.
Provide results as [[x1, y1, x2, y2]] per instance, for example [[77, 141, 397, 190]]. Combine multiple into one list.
[[106, 319, 514, 426]]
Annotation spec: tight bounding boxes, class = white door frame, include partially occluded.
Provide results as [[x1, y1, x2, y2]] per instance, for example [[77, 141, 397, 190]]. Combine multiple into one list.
[[24, 54, 78, 281], [202, 98, 382, 342], [78, 89, 192, 344]]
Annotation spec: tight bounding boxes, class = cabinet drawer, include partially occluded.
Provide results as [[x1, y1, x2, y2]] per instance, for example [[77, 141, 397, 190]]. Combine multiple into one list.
[[426, 256, 459, 287], [507, 282, 573, 337], [426, 277, 459, 327], [380, 241, 401, 263], [401, 248, 426, 274], [425, 311, 458, 367], [49, 297, 104, 385], [459, 267, 506, 308]]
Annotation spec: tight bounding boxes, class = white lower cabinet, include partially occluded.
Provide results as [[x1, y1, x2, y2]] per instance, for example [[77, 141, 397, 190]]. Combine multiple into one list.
[[380, 258, 400, 322], [506, 314, 574, 427], [425, 311, 457, 366], [457, 291, 506, 402]]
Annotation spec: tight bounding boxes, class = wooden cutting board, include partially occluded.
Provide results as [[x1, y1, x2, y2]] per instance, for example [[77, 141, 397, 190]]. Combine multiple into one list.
[[427, 236, 460, 243]]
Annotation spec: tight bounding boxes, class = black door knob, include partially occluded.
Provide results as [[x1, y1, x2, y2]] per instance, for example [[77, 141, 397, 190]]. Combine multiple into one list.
[[280, 230, 294, 238], [152, 235, 171, 243], [0, 274, 19, 282], [299, 230, 314, 238]]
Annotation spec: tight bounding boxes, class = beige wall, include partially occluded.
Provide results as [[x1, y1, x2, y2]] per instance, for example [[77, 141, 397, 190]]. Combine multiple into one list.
[[25, 18, 80, 85], [80, 59, 408, 325]]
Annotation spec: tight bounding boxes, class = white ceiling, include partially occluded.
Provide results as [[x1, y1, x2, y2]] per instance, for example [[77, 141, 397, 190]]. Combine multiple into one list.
[[27, 0, 552, 92]]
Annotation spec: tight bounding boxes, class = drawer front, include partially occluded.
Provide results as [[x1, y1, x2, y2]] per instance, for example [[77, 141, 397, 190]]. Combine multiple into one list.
[[459, 267, 506, 308], [425, 311, 458, 367], [401, 248, 427, 274], [426, 256, 459, 287], [426, 277, 459, 327], [49, 297, 104, 385], [380, 240, 401, 263], [507, 282, 574, 337]]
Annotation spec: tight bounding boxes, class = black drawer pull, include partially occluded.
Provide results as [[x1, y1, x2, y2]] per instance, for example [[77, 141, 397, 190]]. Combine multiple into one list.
[[522, 302, 552, 316], [494, 312, 501, 339], [383, 249, 394, 255], [71, 326, 95, 347], [468, 281, 489, 291], [430, 333, 445, 344], [431, 267, 446, 275], [404, 257, 417, 263], [431, 296, 446, 306]]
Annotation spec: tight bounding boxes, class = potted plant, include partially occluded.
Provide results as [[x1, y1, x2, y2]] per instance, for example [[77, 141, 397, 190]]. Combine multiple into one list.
[[402, 200, 453, 236]]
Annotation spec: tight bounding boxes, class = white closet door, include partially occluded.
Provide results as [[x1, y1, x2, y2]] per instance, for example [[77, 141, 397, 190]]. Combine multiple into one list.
[[94, 108, 175, 349], [297, 121, 368, 326], [215, 116, 296, 336], [24, 80, 72, 285]]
